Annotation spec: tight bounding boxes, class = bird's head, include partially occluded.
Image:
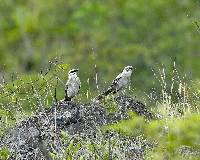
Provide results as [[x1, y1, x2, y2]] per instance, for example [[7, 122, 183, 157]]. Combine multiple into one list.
[[68, 69, 79, 77], [123, 66, 133, 76]]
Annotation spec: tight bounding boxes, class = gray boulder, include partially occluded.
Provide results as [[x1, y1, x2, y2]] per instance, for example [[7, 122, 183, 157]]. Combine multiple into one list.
[[1, 95, 153, 159]]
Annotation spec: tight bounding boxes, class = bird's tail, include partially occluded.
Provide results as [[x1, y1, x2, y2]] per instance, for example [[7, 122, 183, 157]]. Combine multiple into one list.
[[95, 87, 114, 101]]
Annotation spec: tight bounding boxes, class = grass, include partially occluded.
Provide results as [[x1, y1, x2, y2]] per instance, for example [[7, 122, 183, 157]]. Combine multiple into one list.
[[0, 65, 200, 159]]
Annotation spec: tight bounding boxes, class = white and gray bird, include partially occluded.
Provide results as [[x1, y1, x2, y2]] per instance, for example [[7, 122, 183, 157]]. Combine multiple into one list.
[[96, 66, 133, 100], [64, 69, 81, 101]]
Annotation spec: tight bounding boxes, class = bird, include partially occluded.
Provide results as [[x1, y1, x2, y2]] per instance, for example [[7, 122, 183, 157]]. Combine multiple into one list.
[[64, 69, 81, 101], [96, 66, 133, 101]]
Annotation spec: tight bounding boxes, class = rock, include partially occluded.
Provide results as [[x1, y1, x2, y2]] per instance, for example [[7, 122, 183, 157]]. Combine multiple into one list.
[[0, 95, 153, 159], [115, 95, 155, 120]]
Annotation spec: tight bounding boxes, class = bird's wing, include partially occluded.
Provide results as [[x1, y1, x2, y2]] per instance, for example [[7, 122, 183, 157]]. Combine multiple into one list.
[[111, 73, 122, 88], [95, 73, 122, 101], [64, 83, 71, 101], [77, 78, 81, 92], [65, 82, 69, 95], [78, 77, 81, 87], [65, 79, 72, 96], [65, 81, 69, 90]]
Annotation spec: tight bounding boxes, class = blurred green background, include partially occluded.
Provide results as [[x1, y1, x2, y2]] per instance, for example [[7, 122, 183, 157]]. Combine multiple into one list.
[[0, 0, 200, 99], [0, 1, 200, 159]]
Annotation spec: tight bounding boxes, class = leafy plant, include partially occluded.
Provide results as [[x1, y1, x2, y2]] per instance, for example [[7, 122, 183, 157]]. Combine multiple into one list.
[[0, 147, 10, 160]]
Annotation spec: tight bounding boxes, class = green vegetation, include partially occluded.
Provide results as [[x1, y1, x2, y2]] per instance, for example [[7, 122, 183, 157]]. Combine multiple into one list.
[[0, 147, 10, 160], [0, 0, 200, 159], [0, 0, 200, 93], [104, 113, 200, 159]]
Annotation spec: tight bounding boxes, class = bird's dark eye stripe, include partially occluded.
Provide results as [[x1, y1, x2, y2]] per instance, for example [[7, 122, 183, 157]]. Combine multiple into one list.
[[69, 69, 78, 73]]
